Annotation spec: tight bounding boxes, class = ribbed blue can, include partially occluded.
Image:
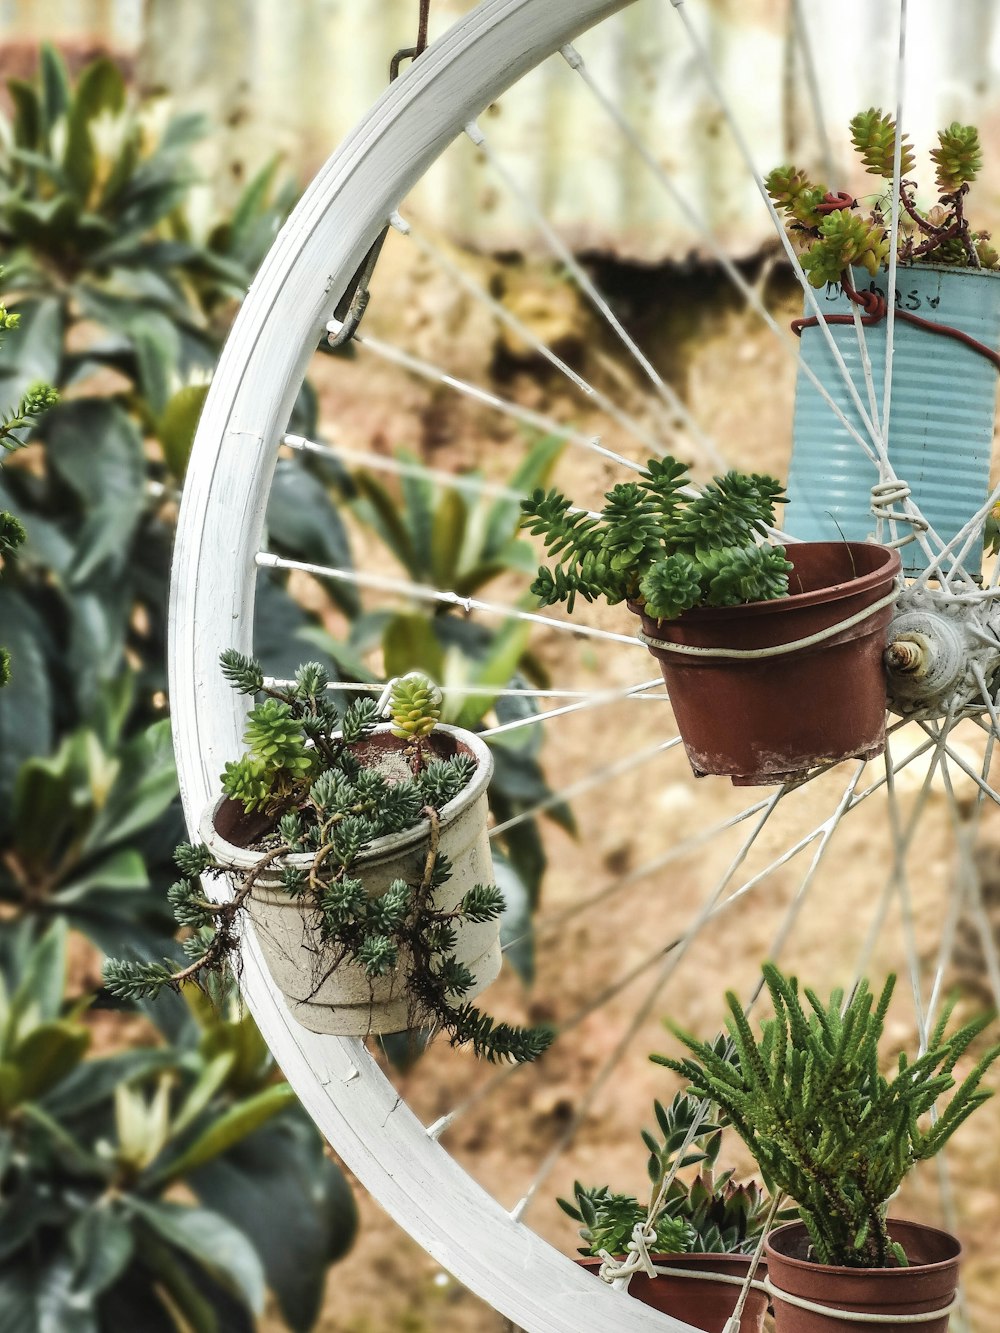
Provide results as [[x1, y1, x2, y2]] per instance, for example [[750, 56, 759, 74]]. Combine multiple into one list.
[[784, 265, 1000, 575]]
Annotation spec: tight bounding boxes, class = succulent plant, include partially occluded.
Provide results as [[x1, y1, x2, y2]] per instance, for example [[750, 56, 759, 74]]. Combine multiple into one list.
[[106, 653, 552, 1065], [559, 1078, 778, 1259], [767, 108, 998, 285], [521, 456, 790, 620], [654, 964, 1000, 1269]]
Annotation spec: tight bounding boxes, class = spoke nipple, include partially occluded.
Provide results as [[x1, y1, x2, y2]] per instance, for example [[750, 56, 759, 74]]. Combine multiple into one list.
[[885, 637, 928, 676]]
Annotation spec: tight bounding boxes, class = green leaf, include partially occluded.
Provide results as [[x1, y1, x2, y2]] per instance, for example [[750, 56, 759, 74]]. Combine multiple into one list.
[[63, 59, 126, 200], [130, 311, 181, 418], [431, 487, 468, 589], [83, 718, 177, 853], [54, 849, 150, 905], [8, 79, 41, 152], [494, 853, 535, 984], [352, 471, 415, 574], [149, 1083, 296, 1188], [11, 1022, 90, 1102], [39, 44, 71, 136], [0, 1065, 22, 1116], [7, 922, 68, 1036], [382, 613, 445, 683], [170, 1053, 236, 1138], [68, 1203, 134, 1299], [45, 401, 146, 582], [190, 1119, 358, 1333], [452, 618, 531, 731], [131, 1226, 219, 1333], [0, 298, 63, 404], [483, 435, 564, 558], [127, 1201, 265, 1314], [0, 591, 52, 827], [266, 458, 358, 615], [158, 382, 208, 481]]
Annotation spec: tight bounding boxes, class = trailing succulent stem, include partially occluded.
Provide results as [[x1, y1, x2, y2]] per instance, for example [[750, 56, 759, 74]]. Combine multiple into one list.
[[106, 654, 552, 1065], [767, 108, 998, 286], [520, 456, 790, 620], [653, 964, 999, 1268]]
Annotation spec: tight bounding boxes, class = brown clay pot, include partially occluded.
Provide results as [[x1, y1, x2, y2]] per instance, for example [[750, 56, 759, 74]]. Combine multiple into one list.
[[577, 1254, 768, 1332], [765, 1219, 961, 1333], [632, 542, 901, 785]]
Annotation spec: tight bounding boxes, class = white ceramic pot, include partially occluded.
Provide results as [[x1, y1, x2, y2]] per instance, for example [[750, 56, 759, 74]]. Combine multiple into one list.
[[199, 724, 502, 1035]]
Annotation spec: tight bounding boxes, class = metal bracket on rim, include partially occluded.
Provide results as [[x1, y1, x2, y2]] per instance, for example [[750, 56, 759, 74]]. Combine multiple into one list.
[[327, 0, 432, 350]]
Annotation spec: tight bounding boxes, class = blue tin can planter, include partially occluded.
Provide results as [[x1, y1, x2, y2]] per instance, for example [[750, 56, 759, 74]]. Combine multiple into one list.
[[784, 265, 1000, 576]]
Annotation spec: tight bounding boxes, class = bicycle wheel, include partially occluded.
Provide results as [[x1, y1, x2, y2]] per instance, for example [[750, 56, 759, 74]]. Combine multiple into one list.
[[169, 2, 1000, 1329]]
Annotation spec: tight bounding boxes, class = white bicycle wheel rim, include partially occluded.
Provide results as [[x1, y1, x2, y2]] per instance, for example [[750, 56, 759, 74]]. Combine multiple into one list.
[[167, 2, 702, 1329]]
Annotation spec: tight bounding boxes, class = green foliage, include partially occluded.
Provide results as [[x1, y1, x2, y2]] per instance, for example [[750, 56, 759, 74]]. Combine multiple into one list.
[[930, 122, 983, 194], [0, 49, 362, 1324], [559, 1077, 777, 1260], [765, 166, 827, 228], [0, 676, 179, 957], [653, 964, 1000, 1269], [521, 456, 789, 620], [768, 109, 997, 286], [799, 210, 891, 288], [0, 924, 357, 1333], [0, 277, 57, 691], [107, 657, 552, 1065], [850, 108, 916, 179]]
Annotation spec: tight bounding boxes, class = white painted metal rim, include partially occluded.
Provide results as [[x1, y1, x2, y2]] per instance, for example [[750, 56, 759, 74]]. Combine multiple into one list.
[[168, 0, 698, 1329]]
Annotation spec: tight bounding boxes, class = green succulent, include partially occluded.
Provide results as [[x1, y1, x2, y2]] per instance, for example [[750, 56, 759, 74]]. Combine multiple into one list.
[[931, 122, 983, 194], [654, 964, 1000, 1269], [770, 109, 997, 279], [107, 653, 552, 1067], [766, 165, 828, 228], [389, 672, 443, 740], [850, 107, 916, 179], [799, 210, 891, 288], [521, 456, 790, 621], [559, 1081, 777, 1259]]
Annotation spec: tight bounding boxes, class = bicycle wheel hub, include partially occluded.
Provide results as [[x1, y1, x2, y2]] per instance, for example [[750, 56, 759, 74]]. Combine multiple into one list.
[[885, 585, 1000, 720]]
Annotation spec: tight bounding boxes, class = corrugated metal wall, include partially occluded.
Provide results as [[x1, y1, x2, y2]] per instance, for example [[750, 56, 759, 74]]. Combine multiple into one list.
[[5, 0, 1000, 260]]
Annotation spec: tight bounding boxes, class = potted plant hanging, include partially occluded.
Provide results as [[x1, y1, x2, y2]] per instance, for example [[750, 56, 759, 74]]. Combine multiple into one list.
[[560, 1075, 779, 1332], [654, 963, 1000, 1332], [768, 109, 1000, 574], [106, 656, 552, 1064], [521, 458, 900, 785]]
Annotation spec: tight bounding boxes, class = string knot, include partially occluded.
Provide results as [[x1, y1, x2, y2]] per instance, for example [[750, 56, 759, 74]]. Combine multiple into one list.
[[870, 479, 929, 548]]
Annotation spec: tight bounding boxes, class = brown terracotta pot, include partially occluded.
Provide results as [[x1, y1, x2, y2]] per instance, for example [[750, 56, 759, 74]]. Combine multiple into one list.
[[632, 542, 901, 785], [577, 1254, 768, 1332], [765, 1219, 961, 1333]]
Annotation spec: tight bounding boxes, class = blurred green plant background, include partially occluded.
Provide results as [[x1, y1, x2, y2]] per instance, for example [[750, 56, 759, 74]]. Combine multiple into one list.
[[0, 45, 565, 1329]]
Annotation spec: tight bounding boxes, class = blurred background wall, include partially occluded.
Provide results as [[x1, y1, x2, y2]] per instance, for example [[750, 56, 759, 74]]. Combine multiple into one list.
[[5, 0, 1000, 261]]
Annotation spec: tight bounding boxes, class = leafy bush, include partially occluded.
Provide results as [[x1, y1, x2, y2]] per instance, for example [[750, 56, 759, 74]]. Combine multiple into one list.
[[0, 49, 361, 1327], [0, 924, 356, 1331]]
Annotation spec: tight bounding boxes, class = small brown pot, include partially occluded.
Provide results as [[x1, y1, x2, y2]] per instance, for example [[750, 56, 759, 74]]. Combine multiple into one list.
[[632, 542, 901, 785], [765, 1220, 961, 1333], [577, 1254, 768, 1332]]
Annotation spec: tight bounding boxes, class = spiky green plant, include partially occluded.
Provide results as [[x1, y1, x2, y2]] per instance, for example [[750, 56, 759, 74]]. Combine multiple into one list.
[[767, 109, 997, 285], [559, 1066, 782, 1259], [106, 654, 551, 1065], [653, 964, 1000, 1268], [520, 456, 789, 619]]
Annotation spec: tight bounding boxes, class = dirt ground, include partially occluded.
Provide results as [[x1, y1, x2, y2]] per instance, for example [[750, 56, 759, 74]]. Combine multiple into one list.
[[262, 234, 1000, 1332]]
